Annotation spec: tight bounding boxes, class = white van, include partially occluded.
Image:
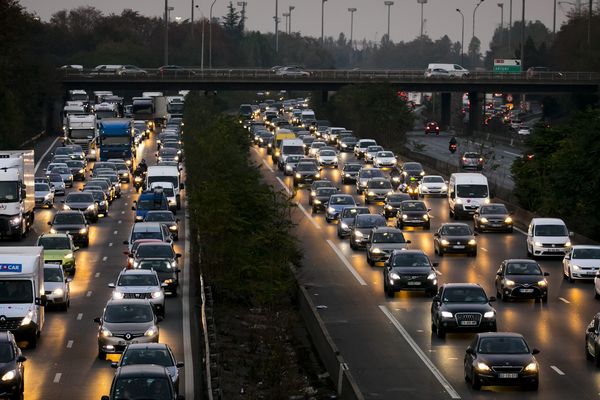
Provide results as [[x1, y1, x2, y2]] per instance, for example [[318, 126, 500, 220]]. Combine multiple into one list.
[[526, 218, 572, 257], [277, 139, 305, 170], [0, 246, 46, 348], [448, 173, 490, 219], [146, 166, 183, 209], [425, 63, 469, 78]]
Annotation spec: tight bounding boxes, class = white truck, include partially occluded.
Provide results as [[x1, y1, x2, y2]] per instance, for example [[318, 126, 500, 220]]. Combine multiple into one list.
[[146, 166, 183, 209], [166, 95, 185, 121], [143, 92, 168, 127], [62, 102, 87, 128], [65, 114, 98, 161], [0, 151, 35, 239], [94, 102, 118, 120], [0, 246, 46, 348]]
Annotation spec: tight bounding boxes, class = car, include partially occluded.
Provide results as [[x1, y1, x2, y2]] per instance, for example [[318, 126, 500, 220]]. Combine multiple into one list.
[[383, 250, 438, 296], [424, 67, 451, 78], [131, 241, 181, 274], [517, 126, 531, 135], [116, 65, 148, 77], [337, 206, 370, 238], [133, 189, 170, 221], [364, 145, 384, 163], [106, 159, 131, 182], [101, 364, 182, 400], [338, 136, 358, 152], [382, 193, 412, 218], [356, 168, 385, 194], [95, 299, 161, 360], [48, 211, 89, 247], [311, 187, 338, 214], [308, 180, 336, 205], [354, 139, 377, 159], [364, 177, 394, 204], [431, 283, 497, 339], [157, 148, 180, 164], [94, 174, 122, 198], [48, 173, 66, 195], [425, 121, 440, 135], [459, 152, 484, 171], [111, 343, 184, 393], [396, 200, 431, 229], [293, 161, 321, 187], [350, 214, 387, 250], [34, 183, 54, 208], [325, 194, 356, 223], [84, 179, 114, 203], [418, 175, 448, 197], [158, 64, 196, 77], [308, 141, 327, 158], [317, 149, 338, 168], [282, 155, 304, 176], [341, 163, 362, 184], [495, 259, 549, 302], [48, 165, 74, 187], [144, 211, 180, 241], [83, 188, 109, 216], [109, 269, 166, 317], [473, 203, 513, 233], [0, 331, 26, 398], [43, 263, 71, 310], [373, 151, 397, 169], [401, 162, 425, 181], [63, 192, 99, 223], [64, 159, 86, 181], [366, 227, 411, 266], [275, 66, 310, 77], [585, 313, 600, 366], [564, 245, 600, 283], [134, 257, 180, 296], [125, 222, 173, 253], [464, 332, 539, 390], [526, 217, 572, 258], [37, 233, 78, 274], [433, 223, 477, 257]]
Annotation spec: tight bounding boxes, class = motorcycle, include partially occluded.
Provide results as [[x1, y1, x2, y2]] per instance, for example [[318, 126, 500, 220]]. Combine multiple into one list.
[[406, 184, 419, 200], [449, 143, 457, 154], [133, 172, 146, 192]]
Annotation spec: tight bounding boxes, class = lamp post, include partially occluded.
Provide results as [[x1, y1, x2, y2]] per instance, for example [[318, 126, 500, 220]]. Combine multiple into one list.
[[456, 8, 465, 65], [191, 0, 195, 38], [553, 0, 557, 34], [288, 6, 295, 34], [209, 0, 217, 68], [321, 0, 327, 45], [498, 3, 504, 29], [282, 12, 290, 34], [164, 0, 169, 66], [520, 0, 525, 67], [472, 0, 484, 41], [275, 0, 279, 52], [348, 7, 357, 46], [237, 1, 247, 31], [384, 1, 394, 41], [417, 0, 427, 37], [508, 0, 512, 53]]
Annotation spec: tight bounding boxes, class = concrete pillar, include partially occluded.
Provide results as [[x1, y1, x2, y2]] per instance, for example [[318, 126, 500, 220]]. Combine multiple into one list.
[[441, 92, 451, 130], [468, 91, 480, 136], [321, 90, 329, 104]]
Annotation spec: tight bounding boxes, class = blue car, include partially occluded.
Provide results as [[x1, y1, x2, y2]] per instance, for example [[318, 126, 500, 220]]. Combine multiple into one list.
[[325, 194, 356, 223], [132, 189, 169, 222]]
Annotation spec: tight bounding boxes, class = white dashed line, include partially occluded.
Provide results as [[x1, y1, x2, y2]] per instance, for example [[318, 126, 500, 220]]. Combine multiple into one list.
[[503, 150, 522, 157], [108, 242, 113, 247], [551, 366, 565, 375], [121, 211, 125, 214], [118, 220, 122, 224], [76, 313, 83, 320], [102, 256, 108, 262], [113, 230, 118, 235], [34, 136, 60, 173], [53, 373, 62, 383], [297, 203, 321, 230], [480, 247, 488, 252], [95, 272, 101, 278], [326, 240, 367, 286], [275, 177, 291, 195], [262, 159, 274, 172], [66, 340, 74, 349], [559, 297, 570, 304], [86, 291, 92, 297]]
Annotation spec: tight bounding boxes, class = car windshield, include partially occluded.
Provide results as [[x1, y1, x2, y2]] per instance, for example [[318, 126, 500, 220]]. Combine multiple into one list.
[[121, 349, 173, 367], [378, 152, 394, 157], [344, 164, 362, 172], [118, 274, 159, 286], [145, 212, 174, 222], [477, 337, 529, 354], [359, 169, 384, 179], [44, 268, 64, 283], [137, 245, 174, 258], [113, 377, 172, 400], [506, 262, 542, 275], [39, 236, 70, 249], [534, 224, 568, 236], [54, 213, 85, 224], [132, 231, 162, 242], [0, 343, 13, 363], [367, 146, 383, 152], [287, 155, 303, 162], [139, 259, 176, 272], [35, 184, 50, 192], [137, 198, 166, 210], [356, 215, 385, 228], [480, 205, 508, 214], [402, 202, 427, 211], [0, 281, 33, 304], [360, 141, 376, 147], [282, 146, 304, 155], [440, 225, 472, 236], [341, 208, 369, 218], [423, 176, 444, 183], [572, 248, 600, 259], [456, 184, 488, 198], [49, 175, 63, 183], [148, 176, 178, 187], [372, 231, 406, 243], [316, 188, 337, 197], [52, 167, 69, 174], [67, 194, 93, 202], [464, 153, 480, 159], [387, 194, 410, 203], [442, 287, 487, 303], [403, 163, 422, 171], [368, 180, 392, 189], [392, 253, 430, 267], [66, 161, 83, 168], [330, 196, 355, 205], [320, 150, 336, 157]]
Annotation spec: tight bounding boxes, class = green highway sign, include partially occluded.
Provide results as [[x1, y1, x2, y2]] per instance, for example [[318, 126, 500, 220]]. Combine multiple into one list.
[[493, 59, 522, 74]]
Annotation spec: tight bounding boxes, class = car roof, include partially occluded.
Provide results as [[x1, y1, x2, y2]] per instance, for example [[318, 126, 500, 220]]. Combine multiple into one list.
[[119, 268, 157, 276], [133, 222, 164, 230], [440, 222, 470, 228], [106, 298, 154, 306], [531, 218, 566, 225], [55, 210, 85, 216], [504, 259, 539, 264], [372, 226, 402, 233], [44, 263, 64, 271], [115, 364, 169, 378], [0, 331, 15, 343], [570, 245, 600, 250], [442, 283, 482, 289], [124, 343, 170, 351], [39, 233, 71, 239], [476, 332, 525, 339]]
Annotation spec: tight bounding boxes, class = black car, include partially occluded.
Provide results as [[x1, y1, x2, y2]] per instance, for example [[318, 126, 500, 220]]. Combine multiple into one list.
[[473, 203, 514, 233], [311, 187, 338, 214], [431, 283, 497, 339], [383, 250, 438, 297], [401, 162, 425, 181], [396, 200, 431, 229], [464, 333, 539, 390], [293, 161, 321, 187], [350, 214, 387, 250], [48, 211, 89, 247], [341, 163, 362, 184], [101, 365, 183, 400], [495, 259, 549, 302], [338, 136, 358, 152], [83, 189, 109, 216], [136, 258, 180, 296], [144, 210, 180, 241], [308, 180, 335, 205], [337, 206, 370, 238], [65, 160, 86, 181], [0, 331, 26, 398], [434, 223, 478, 257], [382, 193, 411, 218]]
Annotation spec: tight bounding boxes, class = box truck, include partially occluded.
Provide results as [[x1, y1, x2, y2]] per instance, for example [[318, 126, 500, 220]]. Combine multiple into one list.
[[0, 151, 35, 239]]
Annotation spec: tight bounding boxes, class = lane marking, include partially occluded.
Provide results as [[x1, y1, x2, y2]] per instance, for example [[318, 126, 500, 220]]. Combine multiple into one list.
[[121, 211, 125, 214], [252, 147, 260, 155], [102, 256, 108, 262], [275, 177, 291, 195], [108, 242, 113, 247], [76, 313, 83, 320], [124, 202, 128, 206], [559, 297, 570, 304], [379, 305, 461, 399], [262, 159, 274, 172], [326, 240, 367, 286], [481, 247, 488, 252], [95, 272, 101, 278], [86, 291, 92, 297], [551, 366, 565, 375], [503, 150, 521, 157], [297, 203, 321, 230], [34, 136, 60, 173], [514, 227, 527, 235], [66, 340, 74, 349], [118, 220, 122, 224], [182, 200, 195, 399], [53, 373, 62, 383], [113, 230, 118, 235]]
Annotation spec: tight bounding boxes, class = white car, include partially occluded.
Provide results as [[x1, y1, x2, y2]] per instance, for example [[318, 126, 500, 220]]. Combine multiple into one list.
[[308, 141, 327, 158], [526, 217, 571, 258], [317, 149, 338, 168], [44, 264, 70, 310], [373, 151, 397, 168], [517, 126, 531, 135], [418, 175, 448, 197], [35, 183, 54, 208], [109, 269, 166, 317], [564, 245, 600, 282], [45, 162, 69, 177], [364, 145, 384, 163], [275, 66, 310, 77]]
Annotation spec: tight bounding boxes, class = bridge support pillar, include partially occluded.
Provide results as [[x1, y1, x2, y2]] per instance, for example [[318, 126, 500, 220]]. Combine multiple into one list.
[[467, 91, 480, 136], [440, 92, 451, 130], [321, 90, 329, 104]]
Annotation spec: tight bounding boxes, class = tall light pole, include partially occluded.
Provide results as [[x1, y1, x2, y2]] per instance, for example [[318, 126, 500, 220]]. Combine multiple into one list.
[[191, 0, 195, 38], [237, 1, 247, 31], [588, 0, 593, 46], [508, 0, 512, 53], [321, 0, 327, 46], [417, 0, 428, 37], [348, 7, 357, 46], [282, 12, 290, 34], [209, 0, 217, 68], [521, 0, 525, 67], [472, 0, 484, 41], [164, 0, 169, 66], [275, 0, 279, 52], [553, 0, 557, 34], [498, 3, 504, 29], [288, 6, 295, 34], [456, 8, 465, 65], [384, 1, 394, 41]]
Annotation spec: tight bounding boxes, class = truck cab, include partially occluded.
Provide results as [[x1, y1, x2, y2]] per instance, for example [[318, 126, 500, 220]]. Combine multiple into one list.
[[0, 151, 35, 239], [97, 119, 134, 163]]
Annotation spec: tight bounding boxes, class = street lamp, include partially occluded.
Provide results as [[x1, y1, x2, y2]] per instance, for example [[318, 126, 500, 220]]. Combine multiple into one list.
[[456, 8, 465, 65], [288, 6, 295, 34], [348, 7, 357, 46], [384, 1, 394, 41], [472, 0, 484, 41], [164, 0, 169, 65], [237, 1, 247, 31], [209, 0, 217, 68], [321, 0, 327, 46], [282, 12, 290, 34], [498, 3, 504, 30], [417, 0, 427, 38], [275, 0, 279, 52], [521, 0, 525, 67]]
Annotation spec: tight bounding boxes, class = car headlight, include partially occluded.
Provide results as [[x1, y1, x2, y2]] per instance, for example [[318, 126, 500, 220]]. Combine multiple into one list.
[[441, 184, 448, 191], [385, 205, 393, 210], [354, 230, 363, 238], [392, 176, 400, 182], [484, 198, 491, 204], [52, 288, 64, 297], [423, 214, 429, 220], [427, 272, 437, 280], [295, 173, 301, 179], [537, 280, 547, 286], [340, 222, 349, 229], [468, 239, 476, 245], [86, 204, 95, 211], [49, 228, 57, 234], [389, 272, 401, 280], [524, 362, 538, 372], [455, 198, 463, 204], [285, 165, 292, 171], [402, 214, 408, 220], [314, 199, 321, 204], [420, 171, 425, 176], [440, 311, 453, 318], [368, 191, 376, 196], [125, 160, 132, 166], [1, 370, 16, 382], [327, 207, 335, 214], [63, 204, 71, 210], [79, 228, 88, 234], [112, 291, 125, 300], [476, 362, 491, 372], [100, 327, 112, 337], [100, 201, 106, 206], [571, 265, 580, 271], [21, 311, 33, 326], [504, 279, 515, 286], [64, 252, 74, 259], [479, 217, 489, 224], [504, 216, 513, 223], [534, 241, 543, 247], [441, 239, 450, 246], [79, 169, 85, 174], [169, 225, 177, 231], [144, 326, 159, 337], [483, 311, 495, 319], [372, 248, 381, 254], [151, 290, 163, 299], [565, 241, 571, 247], [315, 173, 320, 178], [164, 279, 174, 284]]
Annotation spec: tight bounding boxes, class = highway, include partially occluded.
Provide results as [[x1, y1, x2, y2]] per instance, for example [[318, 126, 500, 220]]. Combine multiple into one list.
[[250, 140, 600, 399], [6, 132, 191, 399]]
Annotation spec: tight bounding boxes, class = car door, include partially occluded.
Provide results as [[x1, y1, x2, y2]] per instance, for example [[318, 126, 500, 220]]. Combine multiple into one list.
[[431, 286, 444, 319], [563, 249, 573, 275], [587, 316, 600, 356], [464, 337, 478, 377], [527, 222, 534, 251]]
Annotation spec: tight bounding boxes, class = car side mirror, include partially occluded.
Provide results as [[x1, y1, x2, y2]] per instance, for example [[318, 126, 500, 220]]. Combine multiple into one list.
[[531, 348, 540, 355], [544, 272, 550, 276], [94, 317, 101, 324], [466, 347, 475, 355], [176, 218, 180, 223], [489, 296, 497, 302], [131, 206, 136, 210], [564, 255, 570, 260], [406, 240, 412, 244], [74, 247, 79, 251], [450, 192, 455, 199], [108, 283, 115, 288], [432, 262, 439, 267], [176, 253, 182, 258], [432, 295, 440, 303], [433, 233, 439, 237], [111, 362, 119, 369], [569, 231, 574, 237], [17, 355, 26, 362], [47, 221, 52, 225], [156, 315, 164, 323], [179, 183, 185, 190], [123, 240, 129, 245], [496, 271, 502, 276], [176, 361, 184, 368]]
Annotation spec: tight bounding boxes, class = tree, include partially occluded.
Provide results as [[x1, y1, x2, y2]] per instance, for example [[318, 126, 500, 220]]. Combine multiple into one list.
[[467, 36, 482, 67], [222, 2, 240, 33]]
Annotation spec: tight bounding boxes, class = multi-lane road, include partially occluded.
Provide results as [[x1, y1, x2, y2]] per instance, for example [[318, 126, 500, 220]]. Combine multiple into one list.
[[250, 139, 600, 399], [6, 132, 194, 399]]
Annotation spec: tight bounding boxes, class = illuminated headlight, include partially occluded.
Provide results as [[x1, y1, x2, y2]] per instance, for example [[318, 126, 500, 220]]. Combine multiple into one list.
[[340, 222, 349, 229], [122, 172, 129, 177], [385, 205, 393, 210], [90, 149, 96, 155], [372, 248, 381, 254], [420, 171, 425, 176], [483, 311, 495, 319], [534, 241, 543, 247], [134, 176, 143, 183], [345, 173, 351, 177], [64, 252, 74, 259], [441, 184, 448, 191], [169, 225, 177, 231], [341, 143, 347, 147], [354, 230, 363, 238], [285, 165, 292, 171], [151, 290, 163, 299], [484, 198, 491, 204], [79, 228, 88, 234], [315, 173, 320, 178], [505, 279, 515, 286], [157, 139, 162, 144], [327, 207, 335, 214], [440, 311, 453, 319], [479, 217, 489, 224], [125, 160, 132, 166], [79, 169, 85, 174], [441, 239, 450, 246], [368, 191, 376, 196], [170, 261, 177, 268], [164, 279, 174, 284], [455, 198, 463, 204], [44, 193, 52, 200], [100, 327, 112, 337], [468, 239, 476, 245], [389, 272, 401, 280], [1, 370, 16, 382], [112, 291, 124, 300], [525, 362, 538, 372], [50, 228, 57, 234], [571, 265, 580, 271], [63, 205, 71, 210], [537, 280, 547, 286], [174, 156, 179, 161], [20, 311, 33, 326], [476, 362, 491, 372], [10, 215, 22, 226], [52, 288, 64, 297], [565, 241, 572, 247], [86, 204, 95, 211], [158, 157, 163, 161], [314, 199, 321, 204], [427, 272, 436, 280], [100, 201, 106, 206], [504, 217, 513, 223], [144, 326, 159, 337], [402, 214, 408, 220], [135, 216, 143, 221], [168, 199, 176, 205], [423, 214, 429, 220], [295, 173, 301, 179]]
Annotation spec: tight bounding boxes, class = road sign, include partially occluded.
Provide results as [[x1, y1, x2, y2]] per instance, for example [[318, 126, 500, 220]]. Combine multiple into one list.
[[494, 59, 522, 74], [506, 94, 513, 102]]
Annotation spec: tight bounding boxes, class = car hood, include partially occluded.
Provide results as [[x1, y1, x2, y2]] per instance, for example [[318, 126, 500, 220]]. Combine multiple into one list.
[[533, 236, 569, 245], [44, 249, 71, 258], [371, 243, 409, 251], [67, 201, 94, 208], [53, 224, 86, 231], [376, 157, 396, 162], [367, 187, 393, 194], [315, 195, 332, 202], [115, 286, 160, 294], [330, 203, 355, 211], [421, 182, 445, 188], [103, 320, 155, 334], [35, 191, 51, 197], [477, 353, 534, 367], [391, 266, 432, 275], [442, 235, 475, 241], [504, 274, 544, 284], [319, 155, 337, 161], [440, 303, 494, 313], [481, 213, 509, 219], [400, 210, 428, 217], [45, 281, 66, 292], [0, 304, 33, 318]]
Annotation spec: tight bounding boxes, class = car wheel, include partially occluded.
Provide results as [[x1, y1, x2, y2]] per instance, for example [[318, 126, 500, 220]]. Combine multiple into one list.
[[28, 333, 37, 349], [170, 286, 178, 297], [471, 373, 481, 390], [424, 223, 430, 230], [367, 254, 374, 266], [384, 283, 394, 298], [595, 347, 600, 367], [586, 345, 593, 360], [350, 240, 356, 250], [98, 348, 106, 360], [311, 208, 316, 214], [542, 294, 548, 303], [526, 380, 539, 391], [438, 247, 444, 257], [502, 292, 509, 302], [568, 269, 575, 283], [464, 366, 471, 382], [436, 322, 446, 339]]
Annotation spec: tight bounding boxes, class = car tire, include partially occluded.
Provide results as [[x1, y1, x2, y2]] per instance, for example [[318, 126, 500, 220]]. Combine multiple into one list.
[[424, 223, 430, 230], [384, 283, 394, 298], [350, 240, 356, 250], [542, 294, 548, 303], [568, 270, 575, 283], [586, 345, 593, 360], [436, 322, 446, 339], [526, 380, 539, 391], [471, 374, 481, 390], [367, 254, 374, 266], [98, 348, 106, 360], [508, 227, 514, 233], [311, 208, 316, 214], [502, 293, 509, 302], [438, 248, 444, 257]]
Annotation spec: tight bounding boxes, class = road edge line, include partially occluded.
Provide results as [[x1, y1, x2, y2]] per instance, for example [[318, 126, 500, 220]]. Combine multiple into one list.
[[326, 240, 367, 286], [34, 136, 60, 173], [183, 206, 196, 399]]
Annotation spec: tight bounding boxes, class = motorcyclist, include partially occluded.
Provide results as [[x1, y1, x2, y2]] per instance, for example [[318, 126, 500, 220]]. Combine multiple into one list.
[[449, 136, 458, 152], [138, 159, 148, 174]]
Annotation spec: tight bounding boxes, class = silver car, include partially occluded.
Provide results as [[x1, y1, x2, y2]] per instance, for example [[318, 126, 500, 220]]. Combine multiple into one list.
[[43, 264, 71, 310], [356, 168, 385, 194], [366, 227, 411, 265], [364, 177, 393, 204], [35, 183, 54, 208], [64, 192, 99, 222], [109, 269, 166, 317]]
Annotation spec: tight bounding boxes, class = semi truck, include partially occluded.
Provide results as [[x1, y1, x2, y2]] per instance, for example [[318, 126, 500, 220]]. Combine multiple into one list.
[[0, 151, 35, 239], [132, 97, 155, 129], [97, 118, 134, 166], [166, 96, 185, 121], [64, 114, 98, 160], [94, 102, 119, 120], [62, 102, 87, 128], [142, 92, 168, 127], [0, 246, 46, 348]]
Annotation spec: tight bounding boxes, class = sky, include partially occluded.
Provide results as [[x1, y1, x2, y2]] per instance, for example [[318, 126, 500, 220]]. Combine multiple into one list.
[[20, 0, 575, 53]]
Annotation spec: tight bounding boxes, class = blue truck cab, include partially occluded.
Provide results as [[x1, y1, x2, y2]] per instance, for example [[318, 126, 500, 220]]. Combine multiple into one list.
[[97, 118, 134, 164], [132, 188, 169, 221]]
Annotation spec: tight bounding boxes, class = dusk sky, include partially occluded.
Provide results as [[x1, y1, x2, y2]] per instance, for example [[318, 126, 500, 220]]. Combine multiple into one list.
[[20, 0, 575, 52]]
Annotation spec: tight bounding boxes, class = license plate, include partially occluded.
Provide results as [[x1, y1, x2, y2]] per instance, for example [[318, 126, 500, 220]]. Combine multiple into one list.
[[460, 320, 478, 326], [520, 289, 534, 293], [587, 271, 597, 275], [407, 281, 421, 286], [547, 248, 562, 252], [454, 245, 465, 249], [498, 373, 518, 379], [47, 261, 61, 264]]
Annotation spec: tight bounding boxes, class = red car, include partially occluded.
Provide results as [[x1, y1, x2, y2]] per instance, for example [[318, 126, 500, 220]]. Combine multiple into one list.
[[425, 122, 440, 135]]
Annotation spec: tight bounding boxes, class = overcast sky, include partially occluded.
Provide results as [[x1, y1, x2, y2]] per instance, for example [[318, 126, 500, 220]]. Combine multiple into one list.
[[20, 0, 574, 53]]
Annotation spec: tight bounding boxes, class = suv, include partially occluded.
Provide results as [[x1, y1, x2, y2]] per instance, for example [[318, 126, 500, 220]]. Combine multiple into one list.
[[109, 269, 166, 317], [383, 250, 438, 297], [364, 178, 393, 204], [460, 152, 484, 171], [101, 365, 182, 400], [526, 218, 571, 258], [0, 331, 26, 398], [133, 189, 170, 221], [366, 227, 411, 266]]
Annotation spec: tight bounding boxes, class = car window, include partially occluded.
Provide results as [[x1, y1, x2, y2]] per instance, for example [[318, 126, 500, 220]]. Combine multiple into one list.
[[505, 263, 542, 275], [477, 337, 529, 354], [534, 224, 568, 236], [442, 287, 487, 303], [118, 274, 159, 286], [480, 205, 507, 214], [113, 377, 172, 399], [137, 245, 174, 258], [44, 268, 64, 282], [402, 202, 427, 211], [104, 304, 154, 323], [39, 236, 70, 249], [368, 180, 392, 189], [392, 253, 430, 267], [372, 231, 406, 244], [54, 213, 85, 224], [356, 215, 386, 228], [440, 225, 471, 236], [316, 188, 337, 197], [330, 196, 355, 205], [121, 349, 173, 367], [422, 176, 444, 183], [573, 248, 600, 259]]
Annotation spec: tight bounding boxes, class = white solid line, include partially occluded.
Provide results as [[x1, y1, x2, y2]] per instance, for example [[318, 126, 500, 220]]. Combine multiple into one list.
[[124, 202, 128, 206], [34, 136, 60, 173], [108, 242, 113, 247], [326, 240, 367, 286], [559, 297, 570, 304], [503, 150, 522, 157], [262, 159, 274, 172], [551, 366, 566, 375], [275, 177, 291, 195], [481, 247, 488, 252], [182, 201, 195, 399], [53, 373, 62, 383], [102, 256, 108, 262], [76, 313, 83, 321], [379, 305, 461, 399], [297, 203, 321, 230], [94, 272, 100, 278], [252, 147, 260, 154], [514, 227, 527, 235], [66, 340, 73, 349], [86, 291, 92, 297]]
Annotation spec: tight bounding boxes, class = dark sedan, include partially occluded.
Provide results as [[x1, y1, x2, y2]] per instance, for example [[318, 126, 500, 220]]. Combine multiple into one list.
[[585, 313, 600, 367], [64, 192, 99, 222], [0, 331, 26, 399], [83, 189, 109, 216], [337, 206, 370, 238], [434, 223, 478, 257], [341, 163, 362, 184], [431, 283, 497, 339], [350, 214, 387, 250], [308, 180, 335, 205], [48, 211, 89, 247], [311, 187, 338, 214], [396, 200, 431, 229], [382, 193, 411, 218], [495, 259, 549, 302], [293, 162, 321, 187], [384, 250, 438, 296], [464, 332, 539, 390], [144, 210, 180, 241], [401, 162, 425, 181], [473, 203, 513, 233]]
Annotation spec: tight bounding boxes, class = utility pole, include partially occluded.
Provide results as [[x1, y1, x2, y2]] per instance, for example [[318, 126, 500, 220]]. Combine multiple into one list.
[[508, 0, 512, 54], [321, 0, 327, 46], [288, 6, 295, 34], [164, 0, 169, 65], [384, 1, 394, 41], [282, 12, 290, 34], [588, 0, 593, 46], [209, 0, 217, 68], [498, 3, 504, 30], [456, 8, 465, 65], [553, 0, 557, 34], [275, 0, 279, 52], [348, 7, 357, 45], [418, 0, 427, 37], [191, 0, 194, 38], [521, 0, 525, 67], [472, 0, 484, 42]]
